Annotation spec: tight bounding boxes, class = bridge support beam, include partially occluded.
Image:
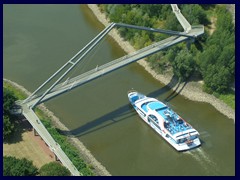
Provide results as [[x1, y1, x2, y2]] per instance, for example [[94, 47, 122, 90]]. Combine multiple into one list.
[[186, 38, 195, 50], [54, 154, 59, 161], [33, 128, 38, 136]]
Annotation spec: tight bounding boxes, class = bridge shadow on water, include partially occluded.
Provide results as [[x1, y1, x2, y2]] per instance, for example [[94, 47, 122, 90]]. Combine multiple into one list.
[[60, 104, 136, 137], [59, 75, 188, 137]]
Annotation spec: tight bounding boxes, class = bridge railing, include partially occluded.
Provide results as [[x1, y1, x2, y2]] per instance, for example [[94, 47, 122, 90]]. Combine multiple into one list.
[[51, 35, 179, 91], [22, 107, 81, 176]]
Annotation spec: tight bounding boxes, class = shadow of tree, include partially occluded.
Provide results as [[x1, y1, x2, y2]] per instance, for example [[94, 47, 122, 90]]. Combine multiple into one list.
[[164, 80, 188, 103], [4, 116, 33, 144]]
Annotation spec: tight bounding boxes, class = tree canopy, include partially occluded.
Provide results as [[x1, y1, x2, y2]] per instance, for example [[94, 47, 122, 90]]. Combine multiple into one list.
[[99, 4, 235, 94], [39, 162, 71, 176], [3, 156, 38, 176], [3, 87, 17, 139], [3, 87, 17, 115], [199, 6, 235, 93]]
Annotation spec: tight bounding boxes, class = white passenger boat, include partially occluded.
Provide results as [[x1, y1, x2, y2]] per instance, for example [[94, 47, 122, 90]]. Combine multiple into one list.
[[128, 90, 201, 151]]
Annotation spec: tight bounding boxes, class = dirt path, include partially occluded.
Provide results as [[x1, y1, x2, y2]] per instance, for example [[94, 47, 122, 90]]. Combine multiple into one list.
[[87, 4, 235, 122]]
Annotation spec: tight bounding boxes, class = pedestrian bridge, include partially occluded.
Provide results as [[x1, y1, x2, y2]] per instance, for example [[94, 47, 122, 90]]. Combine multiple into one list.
[[22, 23, 203, 108], [14, 4, 204, 176]]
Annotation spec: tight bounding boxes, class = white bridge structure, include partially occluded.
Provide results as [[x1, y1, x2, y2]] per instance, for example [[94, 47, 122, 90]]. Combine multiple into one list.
[[13, 5, 204, 176]]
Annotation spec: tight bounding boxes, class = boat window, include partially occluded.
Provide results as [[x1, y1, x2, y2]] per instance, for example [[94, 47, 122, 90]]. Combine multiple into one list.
[[179, 138, 187, 143], [136, 108, 146, 117], [148, 114, 158, 124], [164, 121, 170, 128], [131, 95, 138, 102], [189, 135, 197, 140], [177, 119, 183, 124]]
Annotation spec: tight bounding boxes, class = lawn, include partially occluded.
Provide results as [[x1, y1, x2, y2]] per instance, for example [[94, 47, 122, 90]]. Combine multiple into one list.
[[219, 92, 235, 109], [3, 119, 54, 169]]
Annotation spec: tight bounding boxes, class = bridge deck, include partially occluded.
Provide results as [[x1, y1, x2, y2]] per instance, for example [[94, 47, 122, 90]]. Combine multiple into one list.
[[25, 25, 203, 107], [21, 104, 81, 176]]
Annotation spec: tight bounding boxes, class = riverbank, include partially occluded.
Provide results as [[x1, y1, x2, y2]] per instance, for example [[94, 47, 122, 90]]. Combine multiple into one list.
[[87, 4, 235, 122], [3, 78, 111, 176]]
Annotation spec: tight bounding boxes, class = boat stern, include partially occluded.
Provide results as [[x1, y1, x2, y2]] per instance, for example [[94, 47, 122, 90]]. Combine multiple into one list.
[[176, 138, 201, 151]]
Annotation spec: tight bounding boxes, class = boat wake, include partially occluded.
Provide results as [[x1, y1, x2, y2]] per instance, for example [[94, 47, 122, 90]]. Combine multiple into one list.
[[184, 147, 220, 175]]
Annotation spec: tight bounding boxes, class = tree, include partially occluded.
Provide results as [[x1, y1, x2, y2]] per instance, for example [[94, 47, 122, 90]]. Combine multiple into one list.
[[165, 13, 183, 31], [3, 88, 17, 140], [202, 65, 231, 93], [39, 162, 71, 176], [3, 115, 14, 139], [198, 5, 235, 94], [182, 4, 209, 25], [171, 50, 196, 82], [3, 156, 38, 176], [3, 88, 17, 115]]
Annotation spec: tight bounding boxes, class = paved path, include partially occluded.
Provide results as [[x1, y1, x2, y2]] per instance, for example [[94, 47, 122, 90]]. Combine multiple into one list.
[[21, 104, 81, 176]]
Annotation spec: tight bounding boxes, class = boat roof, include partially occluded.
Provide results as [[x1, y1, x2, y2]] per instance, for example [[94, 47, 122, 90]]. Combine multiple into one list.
[[148, 101, 166, 110], [135, 97, 198, 137]]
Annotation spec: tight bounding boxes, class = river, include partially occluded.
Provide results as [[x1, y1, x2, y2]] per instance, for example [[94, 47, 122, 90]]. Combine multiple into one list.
[[3, 4, 235, 175]]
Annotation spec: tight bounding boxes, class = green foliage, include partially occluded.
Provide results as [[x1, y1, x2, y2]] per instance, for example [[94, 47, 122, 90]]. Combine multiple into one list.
[[105, 4, 174, 48], [102, 4, 209, 74], [199, 5, 235, 94], [165, 13, 183, 31], [39, 162, 71, 176], [3, 81, 27, 100], [170, 50, 196, 82], [219, 91, 235, 109], [181, 4, 210, 25], [3, 156, 38, 176], [102, 4, 235, 95], [3, 87, 17, 115], [3, 115, 14, 139], [40, 118, 94, 176], [215, 5, 235, 33], [202, 65, 232, 93], [3, 87, 17, 139]]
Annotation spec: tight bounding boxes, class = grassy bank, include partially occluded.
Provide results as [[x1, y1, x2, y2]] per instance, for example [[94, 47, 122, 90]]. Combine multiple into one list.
[[3, 81, 27, 100], [218, 91, 235, 109]]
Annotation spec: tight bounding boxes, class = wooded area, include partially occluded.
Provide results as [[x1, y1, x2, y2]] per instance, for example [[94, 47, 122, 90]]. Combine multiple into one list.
[[99, 4, 235, 95]]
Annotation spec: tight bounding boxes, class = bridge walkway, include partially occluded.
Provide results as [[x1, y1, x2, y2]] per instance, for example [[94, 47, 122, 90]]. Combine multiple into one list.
[[21, 104, 81, 176], [25, 25, 203, 107]]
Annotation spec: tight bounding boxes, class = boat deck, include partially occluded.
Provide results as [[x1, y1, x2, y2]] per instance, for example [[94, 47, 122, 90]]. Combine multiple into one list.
[[157, 107, 191, 135], [131, 92, 193, 136], [148, 101, 192, 135]]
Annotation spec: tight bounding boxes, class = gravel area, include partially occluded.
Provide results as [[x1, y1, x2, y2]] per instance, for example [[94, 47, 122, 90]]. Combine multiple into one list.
[[87, 4, 235, 122]]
